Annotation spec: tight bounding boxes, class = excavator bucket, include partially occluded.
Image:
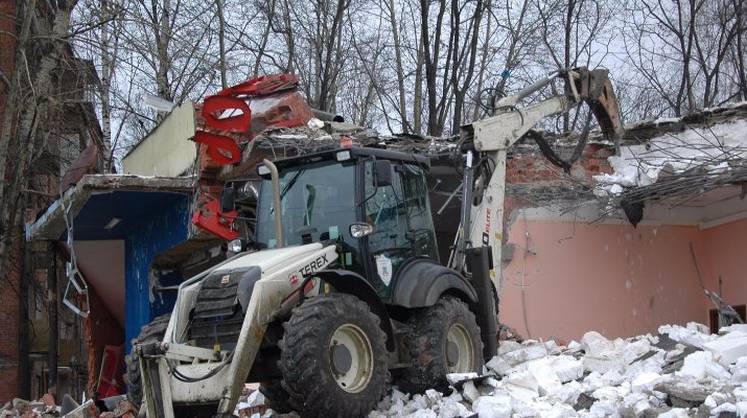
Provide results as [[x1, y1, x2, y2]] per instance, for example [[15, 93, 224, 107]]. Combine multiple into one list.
[[570, 68, 625, 140]]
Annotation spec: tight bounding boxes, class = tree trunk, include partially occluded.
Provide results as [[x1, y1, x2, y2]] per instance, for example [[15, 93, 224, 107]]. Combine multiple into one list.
[[99, 0, 113, 171], [386, 0, 408, 132], [413, 34, 425, 135], [216, 0, 228, 89]]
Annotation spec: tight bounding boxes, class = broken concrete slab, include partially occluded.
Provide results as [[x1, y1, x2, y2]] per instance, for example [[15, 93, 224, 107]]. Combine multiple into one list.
[[583, 352, 625, 374], [632, 372, 665, 393], [720, 324, 747, 334], [659, 323, 717, 349], [655, 376, 726, 407], [677, 350, 731, 380], [731, 357, 747, 383], [580, 331, 615, 355], [460, 381, 480, 403], [704, 332, 747, 366], [471, 395, 512, 418], [445, 372, 478, 386]]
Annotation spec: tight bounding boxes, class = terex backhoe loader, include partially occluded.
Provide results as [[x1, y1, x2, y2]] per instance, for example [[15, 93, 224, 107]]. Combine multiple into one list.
[[131, 68, 624, 417]]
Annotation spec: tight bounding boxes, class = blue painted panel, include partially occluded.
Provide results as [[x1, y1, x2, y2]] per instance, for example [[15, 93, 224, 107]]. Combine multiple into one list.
[[67, 191, 190, 240], [151, 269, 182, 318], [124, 194, 190, 353]]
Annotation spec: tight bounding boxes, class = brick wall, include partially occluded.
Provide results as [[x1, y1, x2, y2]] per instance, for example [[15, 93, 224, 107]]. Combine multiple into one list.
[[504, 143, 615, 232], [0, 0, 20, 403], [507, 143, 613, 185], [0, 230, 21, 401]]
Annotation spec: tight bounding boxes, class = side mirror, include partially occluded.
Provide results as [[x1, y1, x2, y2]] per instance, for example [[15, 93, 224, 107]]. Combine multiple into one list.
[[374, 160, 392, 187], [349, 222, 373, 238], [221, 185, 236, 212]]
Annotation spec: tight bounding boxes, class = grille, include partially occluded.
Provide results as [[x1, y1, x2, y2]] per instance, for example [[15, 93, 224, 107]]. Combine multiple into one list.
[[188, 269, 250, 350]]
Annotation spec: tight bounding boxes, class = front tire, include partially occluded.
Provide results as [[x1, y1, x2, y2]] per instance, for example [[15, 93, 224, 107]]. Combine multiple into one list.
[[399, 297, 483, 394], [259, 380, 299, 413], [278, 293, 389, 418], [124, 314, 171, 409]]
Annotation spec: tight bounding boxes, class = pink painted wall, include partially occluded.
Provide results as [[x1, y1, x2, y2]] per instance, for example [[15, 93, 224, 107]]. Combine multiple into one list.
[[499, 220, 717, 344], [699, 218, 747, 309]]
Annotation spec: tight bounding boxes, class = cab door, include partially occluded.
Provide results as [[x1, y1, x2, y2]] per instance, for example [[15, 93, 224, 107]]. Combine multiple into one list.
[[362, 160, 438, 297]]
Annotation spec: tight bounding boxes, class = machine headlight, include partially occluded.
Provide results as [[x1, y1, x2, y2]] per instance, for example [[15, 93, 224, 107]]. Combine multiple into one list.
[[238, 181, 259, 202], [227, 239, 244, 253]]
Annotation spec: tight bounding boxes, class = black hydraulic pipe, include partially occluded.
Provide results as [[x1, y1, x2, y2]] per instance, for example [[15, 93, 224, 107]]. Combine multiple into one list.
[[466, 246, 497, 361]]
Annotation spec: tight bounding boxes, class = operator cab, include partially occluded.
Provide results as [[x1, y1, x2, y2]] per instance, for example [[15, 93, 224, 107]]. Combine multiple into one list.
[[253, 147, 438, 298]]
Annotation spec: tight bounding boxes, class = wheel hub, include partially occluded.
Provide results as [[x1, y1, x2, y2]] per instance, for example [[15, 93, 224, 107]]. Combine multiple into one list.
[[329, 324, 374, 393], [446, 323, 475, 373]]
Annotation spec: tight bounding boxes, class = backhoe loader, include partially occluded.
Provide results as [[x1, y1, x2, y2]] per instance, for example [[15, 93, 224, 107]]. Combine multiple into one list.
[[131, 67, 623, 417]]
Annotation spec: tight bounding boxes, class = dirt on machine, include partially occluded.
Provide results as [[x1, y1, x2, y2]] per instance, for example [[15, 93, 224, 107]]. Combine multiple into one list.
[[129, 68, 624, 418]]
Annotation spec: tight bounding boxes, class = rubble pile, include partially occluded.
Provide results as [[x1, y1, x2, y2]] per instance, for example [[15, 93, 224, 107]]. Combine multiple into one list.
[[372, 322, 747, 418], [0, 394, 136, 418]]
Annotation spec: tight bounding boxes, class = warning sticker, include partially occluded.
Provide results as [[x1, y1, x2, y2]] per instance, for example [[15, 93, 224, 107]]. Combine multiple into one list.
[[375, 255, 393, 286]]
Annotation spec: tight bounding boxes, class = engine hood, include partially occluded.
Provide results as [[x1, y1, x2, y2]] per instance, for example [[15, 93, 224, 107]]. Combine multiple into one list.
[[213, 242, 329, 276]]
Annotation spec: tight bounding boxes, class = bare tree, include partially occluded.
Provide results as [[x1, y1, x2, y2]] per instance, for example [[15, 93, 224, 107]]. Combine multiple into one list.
[[0, 0, 81, 275]]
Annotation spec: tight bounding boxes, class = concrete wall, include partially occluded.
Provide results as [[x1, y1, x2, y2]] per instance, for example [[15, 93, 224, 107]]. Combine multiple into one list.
[[74, 240, 125, 327], [121, 101, 196, 177], [499, 218, 729, 344]]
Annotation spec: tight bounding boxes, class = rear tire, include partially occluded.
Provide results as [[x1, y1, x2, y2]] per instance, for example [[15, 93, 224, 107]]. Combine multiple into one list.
[[124, 314, 171, 409], [278, 294, 389, 418], [399, 297, 482, 394]]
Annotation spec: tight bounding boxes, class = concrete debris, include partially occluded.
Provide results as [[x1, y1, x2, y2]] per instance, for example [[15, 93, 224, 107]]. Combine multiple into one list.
[[0, 394, 137, 418], [659, 322, 718, 349], [235, 389, 268, 417], [372, 322, 747, 418], [721, 325, 747, 335], [732, 357, 747, 384], [677, 350, 732, 380], [704, 332, 747, 366]]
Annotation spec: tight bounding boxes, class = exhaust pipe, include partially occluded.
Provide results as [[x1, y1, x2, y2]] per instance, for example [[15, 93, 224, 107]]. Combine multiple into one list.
[[262, 158, 284, 248]]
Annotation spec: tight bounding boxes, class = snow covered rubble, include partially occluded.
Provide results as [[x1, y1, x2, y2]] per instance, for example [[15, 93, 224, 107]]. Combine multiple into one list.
[[369, 322, 747, 418], [592, 117, 747, 197]]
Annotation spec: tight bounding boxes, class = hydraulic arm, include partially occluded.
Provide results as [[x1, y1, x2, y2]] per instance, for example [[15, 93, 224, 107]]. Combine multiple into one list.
[[451, 67, 624, 296]]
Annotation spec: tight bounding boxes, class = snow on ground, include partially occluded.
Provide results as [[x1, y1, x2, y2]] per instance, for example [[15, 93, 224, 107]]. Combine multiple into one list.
[[370, 322, 747, 418], [593, 118, 747, 196]]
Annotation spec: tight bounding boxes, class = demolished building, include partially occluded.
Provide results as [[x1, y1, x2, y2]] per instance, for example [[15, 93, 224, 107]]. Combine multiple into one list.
[[500, 102, 747, 343], [21, 73, 747, 405]]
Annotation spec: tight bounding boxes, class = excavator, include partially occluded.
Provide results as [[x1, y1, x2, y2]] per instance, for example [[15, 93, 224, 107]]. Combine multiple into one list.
[[131, 68, 623, 417]]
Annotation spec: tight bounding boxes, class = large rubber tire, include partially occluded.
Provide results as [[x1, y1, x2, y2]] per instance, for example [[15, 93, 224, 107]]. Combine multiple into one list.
[[278, 294, 389, 418], [124, 314, 171, 409], [399, 297, 483, 394], [259, 380, 299, 413]]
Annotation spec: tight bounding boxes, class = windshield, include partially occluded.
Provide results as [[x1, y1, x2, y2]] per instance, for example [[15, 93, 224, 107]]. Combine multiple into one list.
[[255, 160, 359, 254]]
